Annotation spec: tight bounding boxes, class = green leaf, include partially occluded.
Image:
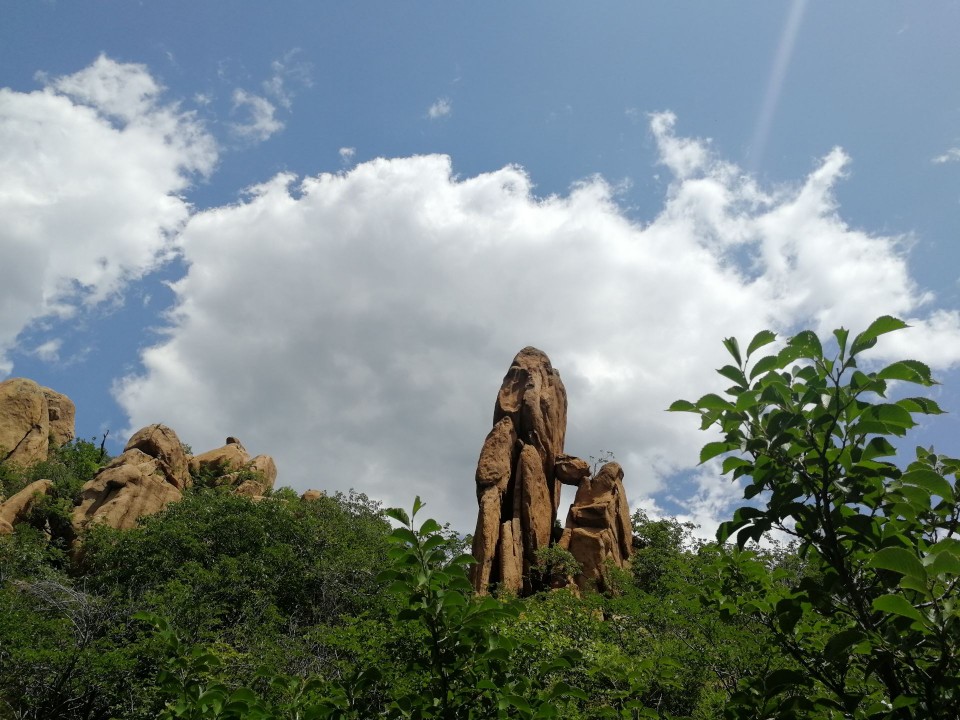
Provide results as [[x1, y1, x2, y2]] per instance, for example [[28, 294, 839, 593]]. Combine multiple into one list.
[[870, 547, 926, 579], [419, 518, 442, 535], [722, 456, 752, 474], [876, 359, 934, 386], [667, 399, 697, 412], [850, 316, 909, 357], [385, 507, 410, 526], [833, 327, 849, 359], [696, 393, 735, 411], [749, 354, 783, 381], [926, 550, 960, 576], [900, 469, 954, 499], [746, 329, 777, 358], [700, 441, 736, 464], [872, 593, 925, 624], [861, 403, 916, 428], [718, 364, 747, 385], [788, 330, 823, 359], [897, 396, 945, 415], [823, 629, 866, 660], [723, 336, 742, 366]]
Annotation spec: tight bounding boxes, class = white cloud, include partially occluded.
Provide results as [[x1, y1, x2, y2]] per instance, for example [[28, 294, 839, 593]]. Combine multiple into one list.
[[427, 97, 452, 119], [230, 89, 283, 142], [31, 339, 62, 363], [339, 147, 356, 164], [115, 112, 960, 534], [933, 147, 960, 164], [0, 55, 217, 375]]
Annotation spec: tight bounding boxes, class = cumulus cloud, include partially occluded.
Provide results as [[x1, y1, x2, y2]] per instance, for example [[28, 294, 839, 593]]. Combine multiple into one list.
[[339, 147, 356, 164], [114, 112, 960, 534], [427, 97, 452, 119], [230, 89, 283, 142], [0, 54, 217, 375]]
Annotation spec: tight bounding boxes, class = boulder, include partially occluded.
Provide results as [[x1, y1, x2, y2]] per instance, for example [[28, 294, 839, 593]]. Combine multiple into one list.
[[72, 425, 187, 533], [471, 348, 568, 595], [558, 462, 633, 592], [301, 489, 326, 502], [125, 424, 190, 489], [0, 378, 75, 467], [0, 479, 54, 534], [189, 438, 277, 494]]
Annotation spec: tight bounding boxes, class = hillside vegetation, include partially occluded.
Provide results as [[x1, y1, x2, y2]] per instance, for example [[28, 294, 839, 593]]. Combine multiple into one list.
[[1, 318, 957, 719]]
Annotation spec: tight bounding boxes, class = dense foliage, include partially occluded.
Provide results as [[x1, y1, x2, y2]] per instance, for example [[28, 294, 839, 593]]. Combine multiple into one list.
[[1, 317, 957, 718]]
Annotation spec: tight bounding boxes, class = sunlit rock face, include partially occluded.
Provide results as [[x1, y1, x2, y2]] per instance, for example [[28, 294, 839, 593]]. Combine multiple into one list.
[[470, 348, 634, 596], [72, 424, 189, 533], [0, 378, 75, 467]]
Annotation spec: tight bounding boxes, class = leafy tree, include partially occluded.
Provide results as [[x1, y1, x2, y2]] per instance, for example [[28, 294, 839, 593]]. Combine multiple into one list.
[[671, 317, 960, 718]]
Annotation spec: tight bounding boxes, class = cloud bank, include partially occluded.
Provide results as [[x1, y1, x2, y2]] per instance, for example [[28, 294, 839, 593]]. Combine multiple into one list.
[[0, 55, 216, 374], [114, 111, 960, 532]]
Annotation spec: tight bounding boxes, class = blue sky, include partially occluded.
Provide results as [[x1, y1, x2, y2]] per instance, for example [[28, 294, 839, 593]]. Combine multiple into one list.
[[2, 2, 960, 534]]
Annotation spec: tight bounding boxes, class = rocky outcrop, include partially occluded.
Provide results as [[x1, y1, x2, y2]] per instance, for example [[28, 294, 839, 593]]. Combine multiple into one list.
[[72, 424, 189, 533], [470, 350, 633, 596], [557, 462, 633, 592], [0, 479, 54, 534], [470, 347, 569, 595], [0, 378, 75, 466], [189, 437, 277, 496]]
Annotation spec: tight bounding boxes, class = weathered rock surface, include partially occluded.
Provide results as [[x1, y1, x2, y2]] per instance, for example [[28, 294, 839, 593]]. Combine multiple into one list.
[[0, 479, 54, 535], [189, 437, 278, 496], [73, 424, 188, 533], [471, 347, 568, 595], [301, 489, 325, 502], [0, 378, 75, 466], [558, 462, 633, 592]]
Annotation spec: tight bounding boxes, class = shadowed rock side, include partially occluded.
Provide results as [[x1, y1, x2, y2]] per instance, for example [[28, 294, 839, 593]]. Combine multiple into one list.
[[470, 347, 569, 595], [558, 461, 633, 593], [0, 378, 75, 467]]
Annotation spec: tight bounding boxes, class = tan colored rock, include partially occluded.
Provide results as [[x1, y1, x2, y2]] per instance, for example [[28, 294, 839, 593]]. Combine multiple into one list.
[[73, 424, 189, 533], [248, 455, 277, 491], [0, 479, 54, 534], [471, 348, 568, 595], [73, 448, 183, 532], [42, 388, 75, 447], [555, 454, 590, 486], [558, 462, 632, 592], [301, 489, 326, 502], [189, 437, 277, 494], [0, 378, 49, 466], [125, 424, 190, 489]]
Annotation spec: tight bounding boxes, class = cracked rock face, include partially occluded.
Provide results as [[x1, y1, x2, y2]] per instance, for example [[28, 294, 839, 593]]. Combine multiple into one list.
[[0, 378, 75, 467]]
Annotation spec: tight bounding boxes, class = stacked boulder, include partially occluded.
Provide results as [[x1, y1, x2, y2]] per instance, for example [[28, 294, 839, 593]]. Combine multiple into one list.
[[471, 348, 568, 596], [557, 461, 633, 592], [470, 348, 633, 595]]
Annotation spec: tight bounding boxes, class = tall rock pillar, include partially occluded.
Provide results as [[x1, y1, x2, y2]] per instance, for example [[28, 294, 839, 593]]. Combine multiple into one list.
[[470, 347, 567, 595]]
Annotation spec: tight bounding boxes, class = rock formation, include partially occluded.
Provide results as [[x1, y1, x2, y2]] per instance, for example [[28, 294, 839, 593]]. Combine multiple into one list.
[[0, 378, 75, 466], [0, 479, 54, 535], [557, 461, 633, 592], [470, 347, 569, 595], [73, 424, 189, 533], [470, 349, 633, 595], [189, 437, 277, 497]]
